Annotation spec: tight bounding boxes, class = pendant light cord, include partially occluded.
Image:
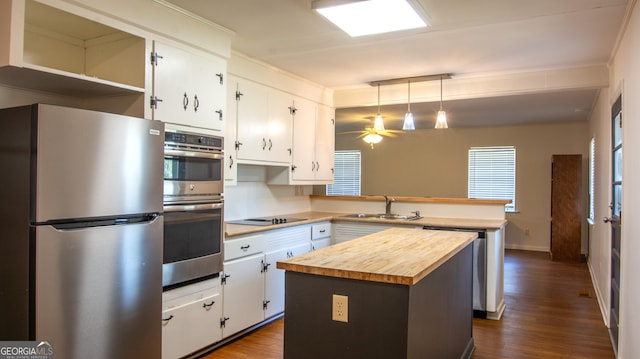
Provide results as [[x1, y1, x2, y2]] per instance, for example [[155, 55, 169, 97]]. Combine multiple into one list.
[[439, 75, 443, 111], [377, 83, 381, 114], [407, 80, 411, 112]]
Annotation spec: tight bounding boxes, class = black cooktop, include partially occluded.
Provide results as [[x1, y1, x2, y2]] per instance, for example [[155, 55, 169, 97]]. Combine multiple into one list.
[[227, 217, 307, 226]]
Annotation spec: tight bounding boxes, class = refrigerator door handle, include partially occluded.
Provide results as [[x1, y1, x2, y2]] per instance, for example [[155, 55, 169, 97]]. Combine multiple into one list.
[[49, 213, 161, 230]]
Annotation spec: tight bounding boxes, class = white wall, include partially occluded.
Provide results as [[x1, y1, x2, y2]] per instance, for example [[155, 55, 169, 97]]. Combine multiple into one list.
[[224, 165, 312, 221], [589, 1, 640, 357], [335, 121, 590, 252]]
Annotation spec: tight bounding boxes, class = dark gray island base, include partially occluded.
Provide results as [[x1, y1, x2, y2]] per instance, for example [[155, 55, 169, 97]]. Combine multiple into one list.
[[279, 228, 475, 359]]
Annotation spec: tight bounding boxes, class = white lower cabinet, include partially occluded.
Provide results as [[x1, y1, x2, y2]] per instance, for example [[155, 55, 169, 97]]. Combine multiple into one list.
[[310, 222, 332, 251], [333, 222, 403, 244], [162, 279, 222, 359], [310, 237, 331, 251], [221, 253, 266, 338], [264, 242, 309, 318]]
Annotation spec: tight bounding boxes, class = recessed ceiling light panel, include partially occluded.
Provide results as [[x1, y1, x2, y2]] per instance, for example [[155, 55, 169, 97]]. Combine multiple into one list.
[[313, 0, 428, 37]]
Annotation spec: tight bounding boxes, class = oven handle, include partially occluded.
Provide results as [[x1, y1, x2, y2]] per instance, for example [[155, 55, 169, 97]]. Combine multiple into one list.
[[164, 149, 224, 160], [163, 202, 224, 213]]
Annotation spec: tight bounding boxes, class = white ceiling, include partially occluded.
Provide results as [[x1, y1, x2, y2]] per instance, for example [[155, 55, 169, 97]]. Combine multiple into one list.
[[167, 0, 628, 131]]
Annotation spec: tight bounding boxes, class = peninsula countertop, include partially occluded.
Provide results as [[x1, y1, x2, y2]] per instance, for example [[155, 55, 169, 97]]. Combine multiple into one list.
[[224, 211, 507, 238], [276, 227, 477, 286]]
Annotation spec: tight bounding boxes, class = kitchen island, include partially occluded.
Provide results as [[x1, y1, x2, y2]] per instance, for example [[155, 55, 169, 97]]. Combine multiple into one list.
[[277, 227, 477, 359]]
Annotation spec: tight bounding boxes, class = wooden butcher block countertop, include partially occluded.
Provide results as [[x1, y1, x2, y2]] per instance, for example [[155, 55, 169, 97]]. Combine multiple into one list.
[[276, 227, 477, 286]]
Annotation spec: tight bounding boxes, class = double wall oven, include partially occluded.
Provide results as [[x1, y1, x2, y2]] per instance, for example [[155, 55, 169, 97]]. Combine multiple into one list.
[[162, 128, 224, 289]]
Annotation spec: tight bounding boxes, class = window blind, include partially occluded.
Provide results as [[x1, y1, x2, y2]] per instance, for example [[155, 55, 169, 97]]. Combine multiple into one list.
[[468, 146, 516, 212], [326, 150, 361, 196]]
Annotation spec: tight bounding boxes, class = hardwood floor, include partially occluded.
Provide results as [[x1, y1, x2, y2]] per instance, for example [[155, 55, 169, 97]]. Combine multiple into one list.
[[202, 250, 614, 359]]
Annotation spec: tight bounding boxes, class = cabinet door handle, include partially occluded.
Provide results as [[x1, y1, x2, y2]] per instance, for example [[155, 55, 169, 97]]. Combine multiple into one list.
[[162, 315, 174, 322], [262, 138, 267, 150], [193, 95, 199, 112], [216, 73, 224, 85], [235, 91, 243, 101], [235, 141, 243, 150], [268, 139, 273, 151], [229, 155, 234, 169], [319, 229, 326, 233], [311, 161, 316, 171], [240, 244, 250, 250], [216, 109, 223, 121], [202, 301, 215, 309], [315, 161, 320, 171], [183, 92, 189, 110], [603, 217, 615, 223], [291, 164, 297, 172]]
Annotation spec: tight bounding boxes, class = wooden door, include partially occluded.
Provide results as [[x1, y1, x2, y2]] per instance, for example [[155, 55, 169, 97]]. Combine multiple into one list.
[[550, 154, 582, 262]]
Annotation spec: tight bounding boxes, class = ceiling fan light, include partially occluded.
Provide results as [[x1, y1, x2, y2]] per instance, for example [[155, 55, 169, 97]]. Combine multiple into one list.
[[403, 112, 415, 130], [363, 133, 383, 144], [435, 110, 448, 129]]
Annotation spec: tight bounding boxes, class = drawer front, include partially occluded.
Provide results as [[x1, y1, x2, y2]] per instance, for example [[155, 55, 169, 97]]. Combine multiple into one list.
[[224, 234, 265, 261], [311, 222, 331, 240], [162, 278, 221, 310], [162, 293, 222, 359]]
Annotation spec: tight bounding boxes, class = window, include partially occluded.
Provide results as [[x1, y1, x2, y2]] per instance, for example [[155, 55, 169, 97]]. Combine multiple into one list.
[[326, 150, 361, 196], [468, 146, 516, 212], [589, 138, 595, 221]]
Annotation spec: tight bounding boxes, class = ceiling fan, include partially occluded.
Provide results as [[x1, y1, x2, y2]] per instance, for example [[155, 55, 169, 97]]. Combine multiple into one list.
[[336, 123, 402, 149]]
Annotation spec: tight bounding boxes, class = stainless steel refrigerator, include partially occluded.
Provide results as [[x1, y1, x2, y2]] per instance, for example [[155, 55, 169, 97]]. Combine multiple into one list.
[[0, 104, 164, 359]]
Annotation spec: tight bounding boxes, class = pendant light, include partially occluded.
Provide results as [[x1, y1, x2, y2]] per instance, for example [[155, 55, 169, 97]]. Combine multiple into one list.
[[435, 75, 448, 129], [402, 80, 415, 130], [373, 83, 385, 132]]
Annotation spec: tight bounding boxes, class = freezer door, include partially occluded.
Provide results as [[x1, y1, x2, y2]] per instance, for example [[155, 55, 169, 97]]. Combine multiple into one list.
[[35, 217, 163, 359], [33, 104, 164, 222]]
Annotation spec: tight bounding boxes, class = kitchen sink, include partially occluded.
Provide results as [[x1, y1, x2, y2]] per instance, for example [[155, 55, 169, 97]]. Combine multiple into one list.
[[343, 213, 421, 220]]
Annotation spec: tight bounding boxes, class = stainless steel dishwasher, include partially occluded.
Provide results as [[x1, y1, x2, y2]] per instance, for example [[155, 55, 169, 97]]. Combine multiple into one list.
[[423, 226, 487, 318]]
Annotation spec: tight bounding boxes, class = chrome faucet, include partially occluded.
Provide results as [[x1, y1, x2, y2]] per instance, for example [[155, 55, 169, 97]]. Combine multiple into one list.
[[384, 195, 395, 215]]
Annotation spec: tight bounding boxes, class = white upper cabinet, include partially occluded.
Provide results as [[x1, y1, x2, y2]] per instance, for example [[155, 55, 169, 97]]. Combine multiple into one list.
[[0, 0, 146, 116], [269, 101, 335, 184], [232, 77, 292, 165], [289, 97, 317, 180], [151, 40, 226, 132], [312, 104, 335, 182]]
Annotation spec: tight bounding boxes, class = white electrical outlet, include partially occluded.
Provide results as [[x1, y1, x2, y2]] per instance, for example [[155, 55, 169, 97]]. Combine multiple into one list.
[[332, 294, 348, 323]]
